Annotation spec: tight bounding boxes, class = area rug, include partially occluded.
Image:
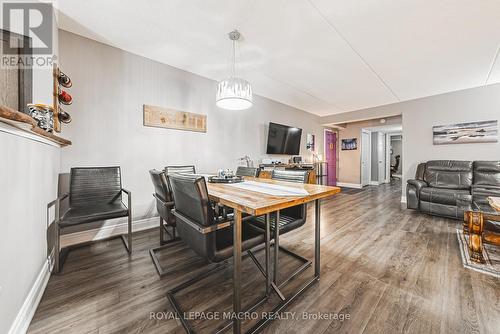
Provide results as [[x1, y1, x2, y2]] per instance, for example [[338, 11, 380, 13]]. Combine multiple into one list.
[[456, 229, 500, 278]]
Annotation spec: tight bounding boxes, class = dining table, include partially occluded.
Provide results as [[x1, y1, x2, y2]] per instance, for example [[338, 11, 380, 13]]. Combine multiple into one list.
[[205, 176, 341, 333]]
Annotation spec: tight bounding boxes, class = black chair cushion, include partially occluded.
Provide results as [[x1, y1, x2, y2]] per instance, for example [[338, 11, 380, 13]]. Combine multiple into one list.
[[60, 203, 128, 227], [423, 160, 472, 189], [420, 187, 471, 206]]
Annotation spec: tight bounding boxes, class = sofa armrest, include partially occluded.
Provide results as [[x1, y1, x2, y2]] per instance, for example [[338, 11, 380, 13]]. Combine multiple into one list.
[[406, 179, 427, 210], [407, 179, 427, 194]]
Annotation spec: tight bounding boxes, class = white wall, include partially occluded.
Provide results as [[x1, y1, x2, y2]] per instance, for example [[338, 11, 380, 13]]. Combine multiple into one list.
[[0, 133, 60, 334], [58, 30, 325, 222], [0, 9, 60, 333]]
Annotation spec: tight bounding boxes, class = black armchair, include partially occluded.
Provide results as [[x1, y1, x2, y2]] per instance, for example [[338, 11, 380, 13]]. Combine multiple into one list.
[[47, 167, 132, 273], [169, 174, 264, 262], [148, 169, 182, 276], [166, 174, 267, 332]]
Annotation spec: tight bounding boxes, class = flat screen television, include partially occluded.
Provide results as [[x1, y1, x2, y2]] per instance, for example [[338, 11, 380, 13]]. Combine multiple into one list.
[[266, 122, 302, 155]]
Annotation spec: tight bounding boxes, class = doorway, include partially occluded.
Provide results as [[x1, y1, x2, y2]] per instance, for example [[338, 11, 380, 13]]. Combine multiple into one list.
[[324, 130, 337, 186]]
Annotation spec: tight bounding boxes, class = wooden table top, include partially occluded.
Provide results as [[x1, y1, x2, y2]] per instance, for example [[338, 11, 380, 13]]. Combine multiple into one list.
[[206, 177, 341, 216]]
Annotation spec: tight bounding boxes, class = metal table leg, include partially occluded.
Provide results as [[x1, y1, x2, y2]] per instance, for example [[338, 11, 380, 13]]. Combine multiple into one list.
[[315, 199, 321, 277], [274, 210, 280, 284], [265, 213, 271, 296], [233, 210, 242, 334], [246, 199, 323, 334]]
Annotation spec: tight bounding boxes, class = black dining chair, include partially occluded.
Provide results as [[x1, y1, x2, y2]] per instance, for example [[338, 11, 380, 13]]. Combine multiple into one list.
[[166, 174, 268, 332], [247, 169, 311, 286], [165, 165, 196, 175], [47, 167, 132, 273], [148, 169, 181, 276], [236, 166, 261, 177], [271, 169, 309, 183]]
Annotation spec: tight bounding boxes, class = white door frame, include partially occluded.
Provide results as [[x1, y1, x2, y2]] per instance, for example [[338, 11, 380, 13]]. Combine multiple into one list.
[[361, 129, 371, 187], [323, 128, 336, 185], [385, 132, 403, 181], [377, 132, 386, 184]]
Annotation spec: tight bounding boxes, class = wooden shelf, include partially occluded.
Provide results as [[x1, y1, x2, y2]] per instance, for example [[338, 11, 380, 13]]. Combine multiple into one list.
[[0, 105, 71, 147]]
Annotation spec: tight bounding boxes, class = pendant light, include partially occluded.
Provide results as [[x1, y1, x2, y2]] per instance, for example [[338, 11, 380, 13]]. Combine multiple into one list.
[[216, 30, 253, 110]]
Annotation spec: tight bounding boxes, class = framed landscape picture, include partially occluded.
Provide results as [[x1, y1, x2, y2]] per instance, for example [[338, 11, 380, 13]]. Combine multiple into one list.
[[433, 120, 498, 145], [341, 138, 357, 150]]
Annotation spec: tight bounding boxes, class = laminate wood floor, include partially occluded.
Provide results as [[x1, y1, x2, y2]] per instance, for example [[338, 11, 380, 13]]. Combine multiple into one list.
[[28, 181, 500, 334]]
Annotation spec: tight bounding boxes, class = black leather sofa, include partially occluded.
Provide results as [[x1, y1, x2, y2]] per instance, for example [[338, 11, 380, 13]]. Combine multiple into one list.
[[407, 160, 500, 219]]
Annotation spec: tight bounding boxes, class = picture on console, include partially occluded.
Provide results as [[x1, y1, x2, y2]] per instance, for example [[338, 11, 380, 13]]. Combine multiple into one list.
[[433, 120, 498, 145]]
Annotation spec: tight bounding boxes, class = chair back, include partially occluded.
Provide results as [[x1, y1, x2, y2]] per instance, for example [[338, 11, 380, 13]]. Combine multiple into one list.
[[271, 169, 309, 183], [271, 170, 308, 221], [168, 174, 217, 260], [236, 166, 260, 177], [69, 167, 122, 208], [149, 169, 172, 219], [165, 165, 196, 175]]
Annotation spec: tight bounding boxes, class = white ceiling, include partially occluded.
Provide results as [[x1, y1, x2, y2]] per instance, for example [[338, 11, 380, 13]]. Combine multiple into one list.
[[54, 0, 500, 116]]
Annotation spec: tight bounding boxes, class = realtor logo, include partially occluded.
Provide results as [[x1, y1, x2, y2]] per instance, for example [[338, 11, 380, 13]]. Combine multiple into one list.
[[2, 2, 53, 54]]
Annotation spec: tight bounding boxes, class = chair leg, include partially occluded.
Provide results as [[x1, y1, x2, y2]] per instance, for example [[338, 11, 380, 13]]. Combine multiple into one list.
[[159, 217, 165, 244], [149, 237, 183, 277], [167, 256, 268, 334], [54, 223, 60, 274], [127, 212, 132, 254]]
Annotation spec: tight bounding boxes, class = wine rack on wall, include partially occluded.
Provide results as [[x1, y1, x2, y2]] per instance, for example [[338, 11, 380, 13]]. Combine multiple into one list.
[[52, 64, 73, 133]]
